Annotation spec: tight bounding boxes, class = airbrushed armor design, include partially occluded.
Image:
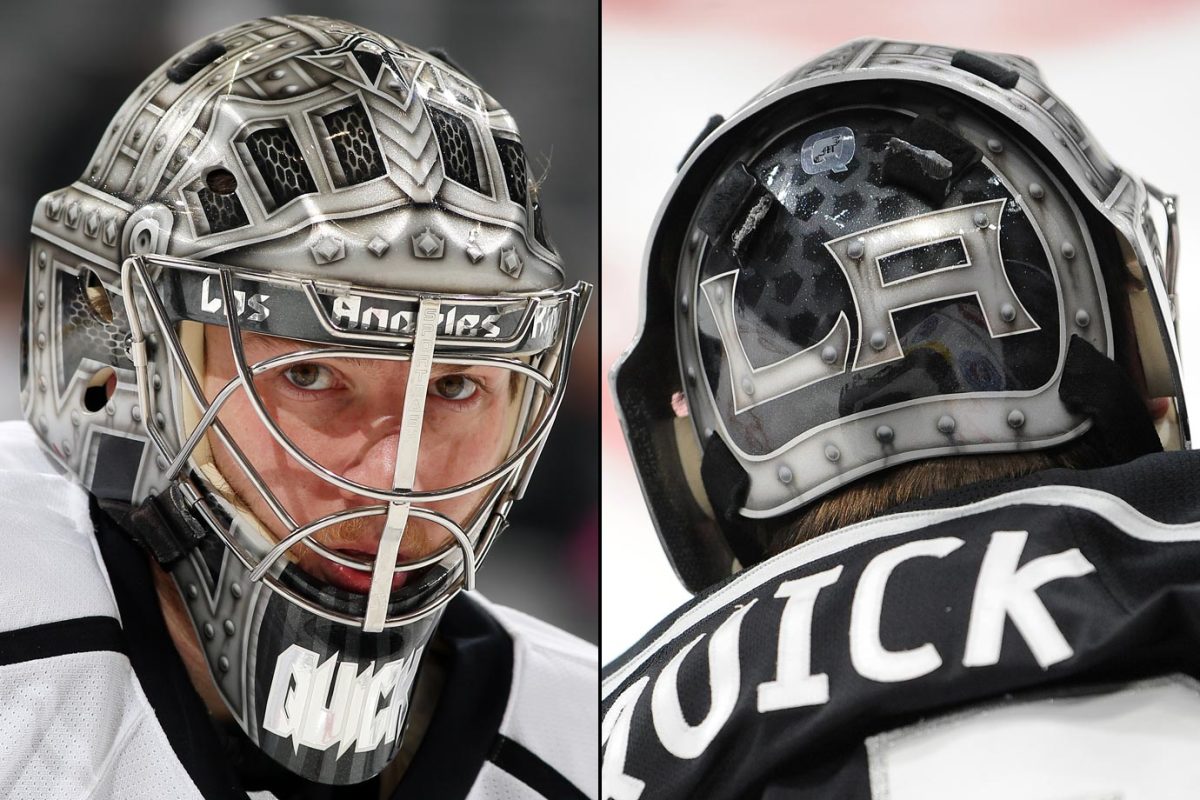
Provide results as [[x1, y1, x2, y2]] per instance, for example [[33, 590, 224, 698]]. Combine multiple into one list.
[[613, 39, 1185, 593], [22, 15, 589, 785]]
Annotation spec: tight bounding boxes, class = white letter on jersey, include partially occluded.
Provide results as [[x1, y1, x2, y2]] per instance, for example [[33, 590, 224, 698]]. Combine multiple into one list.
[[757, 566, 843, 712], [851, 537, 965, 682], [651, 600, 757, 759], [601, 677, 650, 800], [963, 530, 1096, 669]]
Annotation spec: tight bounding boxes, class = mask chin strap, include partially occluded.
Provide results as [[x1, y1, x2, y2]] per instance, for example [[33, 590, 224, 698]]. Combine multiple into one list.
[[700, 432, 763, 569], [1059, 334, 1164, 463], [364, 297, 442, 633]]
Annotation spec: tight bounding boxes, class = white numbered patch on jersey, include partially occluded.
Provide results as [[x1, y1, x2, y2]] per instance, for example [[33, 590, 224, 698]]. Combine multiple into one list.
[[866, 674, 1200, 799]]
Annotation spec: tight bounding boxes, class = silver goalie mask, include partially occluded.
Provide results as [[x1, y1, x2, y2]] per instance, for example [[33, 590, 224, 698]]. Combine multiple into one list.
[[613, 39, 1186, 594], [21, 15, 589, 785]]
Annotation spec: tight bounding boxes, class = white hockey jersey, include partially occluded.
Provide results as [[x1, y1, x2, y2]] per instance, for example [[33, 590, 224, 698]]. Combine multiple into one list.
[[0, 420, 597, 800]]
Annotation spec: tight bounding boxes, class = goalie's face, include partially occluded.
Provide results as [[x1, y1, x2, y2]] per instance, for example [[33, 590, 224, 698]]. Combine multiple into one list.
[[199, 323, 520, 595]]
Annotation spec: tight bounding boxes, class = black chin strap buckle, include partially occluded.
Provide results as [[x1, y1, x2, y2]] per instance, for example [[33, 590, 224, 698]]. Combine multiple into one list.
[[123, 486, 210, 567]]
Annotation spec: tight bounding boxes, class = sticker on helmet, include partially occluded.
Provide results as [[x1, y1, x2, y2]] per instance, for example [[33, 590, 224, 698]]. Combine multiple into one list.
[[801, 127, 856, 175]]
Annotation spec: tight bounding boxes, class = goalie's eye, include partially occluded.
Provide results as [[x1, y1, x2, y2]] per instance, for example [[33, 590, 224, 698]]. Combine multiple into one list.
[[283, 363, 338, 391], [430, 374, 479, 401]]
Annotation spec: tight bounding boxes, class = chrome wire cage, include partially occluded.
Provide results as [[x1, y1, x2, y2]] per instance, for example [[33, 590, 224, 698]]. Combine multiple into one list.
[[121, 254, 591, 630]]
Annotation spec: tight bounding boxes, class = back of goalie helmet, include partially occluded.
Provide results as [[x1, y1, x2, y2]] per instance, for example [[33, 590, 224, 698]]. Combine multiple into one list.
[[613, 39, 1187, 593]]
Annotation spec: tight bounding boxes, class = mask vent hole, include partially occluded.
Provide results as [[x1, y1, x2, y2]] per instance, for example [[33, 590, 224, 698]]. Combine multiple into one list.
[[205, 168, 238, 195], [84, 367, 115, 412], [84, 269, 115, 323], [198, 169, 250, 234]]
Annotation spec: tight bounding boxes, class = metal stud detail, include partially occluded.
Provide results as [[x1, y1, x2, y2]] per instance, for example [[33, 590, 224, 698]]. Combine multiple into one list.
[[986, 138, 1003, 154], [367, 235, 391, 257], [223, 620, 236, 636], [1007, 409, 1026, 429], [102, 217, 118, 247], [202, 622, 215, 640], [186, 583, 199, 600], [869, 331, 887, 351], [778, 465, 793, 484], [1000, 303, 1016, 323], [1075, 309, 1091, 327], [876, 425, 894, 444], [1061, 242, 1076, 260], [937, 415, 956, 435], [1028, 182, 1045, 200], [499, 247, 524, 279], [821, 345, 838, 364], [824, 445, 841, 462], [973, 211, 988, 228], [310, 235, 346, 265], [847, 240, 865, 260], [218, 656, 230, 673], [741, 378, 755, 396]]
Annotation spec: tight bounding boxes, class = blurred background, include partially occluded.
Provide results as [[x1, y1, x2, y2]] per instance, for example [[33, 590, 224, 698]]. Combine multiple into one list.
[[0, 0, 598, 642], [603, 0, 1200, 662]]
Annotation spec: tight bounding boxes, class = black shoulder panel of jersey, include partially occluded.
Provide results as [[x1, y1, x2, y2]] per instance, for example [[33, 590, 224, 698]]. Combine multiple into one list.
[[91, 498, 252, 800], [601, 451, 1200, 799], [898, 449, 1200, 523]]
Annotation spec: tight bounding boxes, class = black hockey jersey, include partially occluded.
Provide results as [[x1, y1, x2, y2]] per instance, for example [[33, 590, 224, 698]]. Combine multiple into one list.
[[601, 450, 1200, 799]]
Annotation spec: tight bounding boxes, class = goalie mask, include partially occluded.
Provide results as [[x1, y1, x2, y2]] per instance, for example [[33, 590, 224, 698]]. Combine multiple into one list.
[[22, 15, 589, 785], [614, 39, 1186, 593]]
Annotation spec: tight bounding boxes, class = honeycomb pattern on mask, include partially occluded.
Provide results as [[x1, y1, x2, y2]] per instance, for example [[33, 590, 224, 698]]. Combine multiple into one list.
[[323, 102, 386, 186], [60, 270, 132, 387], [197, 186, 250, 234], [494, 135, 528, 207], [245, 126, 318, 208], [427, 106, 481, 192]]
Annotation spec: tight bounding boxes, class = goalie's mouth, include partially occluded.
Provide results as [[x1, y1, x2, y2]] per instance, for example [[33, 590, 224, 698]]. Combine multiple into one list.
[[303, 546, 417, 595]]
